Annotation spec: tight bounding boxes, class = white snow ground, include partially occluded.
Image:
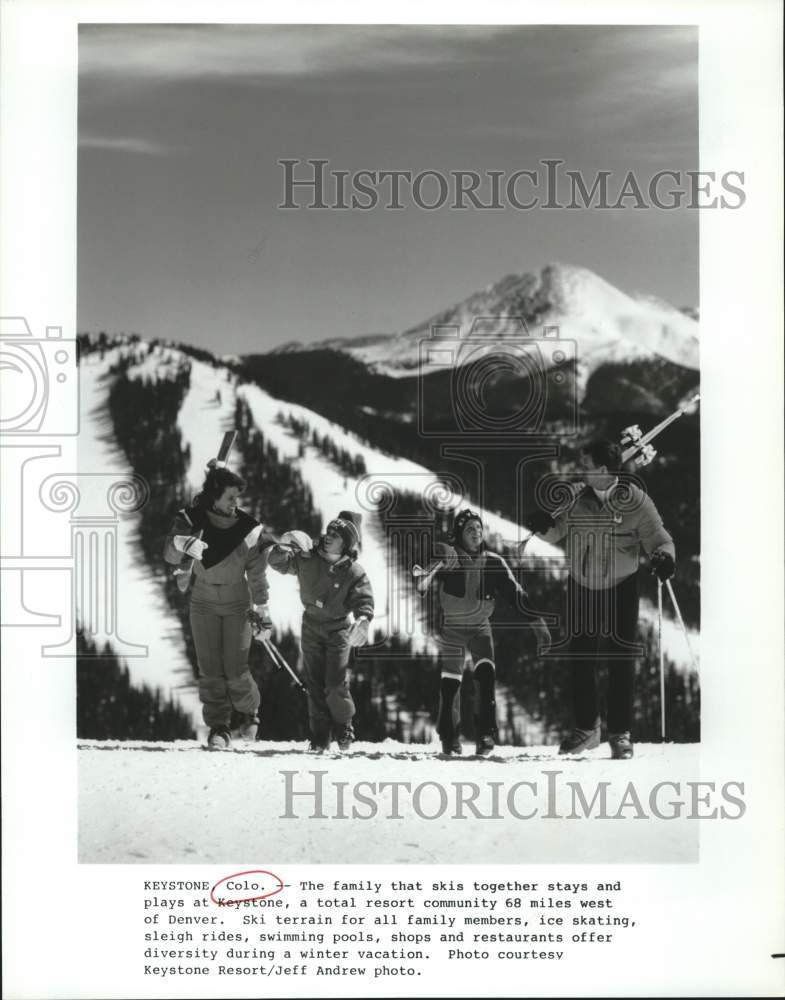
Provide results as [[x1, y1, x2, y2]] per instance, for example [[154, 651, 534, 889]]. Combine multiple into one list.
[[78, 739, 699, 864]]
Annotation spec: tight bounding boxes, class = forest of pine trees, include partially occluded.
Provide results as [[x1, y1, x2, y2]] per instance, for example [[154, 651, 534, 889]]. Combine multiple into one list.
[[77, 634, 195, 741]]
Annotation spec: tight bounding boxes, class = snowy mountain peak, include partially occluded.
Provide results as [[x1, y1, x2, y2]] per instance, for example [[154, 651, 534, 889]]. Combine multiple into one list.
[[262, 263, 699, 379]]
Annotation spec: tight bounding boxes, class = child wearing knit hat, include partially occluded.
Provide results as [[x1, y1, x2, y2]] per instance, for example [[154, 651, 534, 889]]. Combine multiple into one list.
[[418, 508, 550, 756], [268, 510, 374, 751]]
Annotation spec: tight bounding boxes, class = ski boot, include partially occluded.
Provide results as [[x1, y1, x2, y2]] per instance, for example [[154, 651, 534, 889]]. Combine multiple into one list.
[[474, 733, 494, 756], [334, 723, 355, 752], [440, 734, 462, 756], [207, 725, 232, 750], [608, 731, 634, 760], [308, 725, 331, 753], [474, 719, 499, 756], [236, 712, 259, 742], [558, 723, 601, 755]]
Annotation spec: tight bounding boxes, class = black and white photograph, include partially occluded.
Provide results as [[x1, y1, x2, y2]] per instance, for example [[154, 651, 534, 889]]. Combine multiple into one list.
[[1, 2, 782, 998], [71, 23, 707, 865]]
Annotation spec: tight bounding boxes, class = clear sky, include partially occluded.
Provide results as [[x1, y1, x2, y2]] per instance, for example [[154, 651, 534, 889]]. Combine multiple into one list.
[[78, 24, 698, 354]]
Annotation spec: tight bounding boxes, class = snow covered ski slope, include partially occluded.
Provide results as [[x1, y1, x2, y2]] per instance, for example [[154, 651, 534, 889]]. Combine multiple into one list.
[[78, 350, 201, 725]]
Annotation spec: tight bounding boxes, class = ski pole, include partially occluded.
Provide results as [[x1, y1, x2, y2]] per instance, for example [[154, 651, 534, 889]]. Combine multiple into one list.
[[260, 636, 308, 695], [665, 579, 699, 673], [658, 578, 665, 741], [247, 609, 307, 693]]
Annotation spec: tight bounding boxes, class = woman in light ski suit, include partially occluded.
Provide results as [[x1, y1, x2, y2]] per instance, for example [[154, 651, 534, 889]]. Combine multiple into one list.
[[164, 463, 272, 749]]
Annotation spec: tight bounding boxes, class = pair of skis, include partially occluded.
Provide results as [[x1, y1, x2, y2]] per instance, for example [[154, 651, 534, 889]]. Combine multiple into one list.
[[534, 391, 702, 539], [173, 430, 237, 593], [510, 391, 701, 561]]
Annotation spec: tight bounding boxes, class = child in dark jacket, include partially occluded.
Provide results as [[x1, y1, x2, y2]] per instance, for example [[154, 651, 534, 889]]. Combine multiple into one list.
[[418, 509, 550, 756], [267, 510, 374, 751]]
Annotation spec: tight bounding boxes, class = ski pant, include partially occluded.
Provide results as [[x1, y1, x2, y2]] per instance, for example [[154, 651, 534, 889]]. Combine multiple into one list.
[[435, 622, 497, 740], [300, 614, 355, 739], [190, 581, 260, 728], [566, 573, 640, 734]]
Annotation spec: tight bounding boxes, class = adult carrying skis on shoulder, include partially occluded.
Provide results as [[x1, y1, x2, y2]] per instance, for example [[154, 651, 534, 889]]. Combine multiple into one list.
[[525, 438, 675, 760], [164, 460, 273, 749], [267, 511, 374, 752]]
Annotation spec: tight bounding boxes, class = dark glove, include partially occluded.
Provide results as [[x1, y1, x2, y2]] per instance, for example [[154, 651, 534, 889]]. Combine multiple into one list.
[[524, 509, 555, 534], [650, 551, 675, 582], [248, 605, 273, 638]]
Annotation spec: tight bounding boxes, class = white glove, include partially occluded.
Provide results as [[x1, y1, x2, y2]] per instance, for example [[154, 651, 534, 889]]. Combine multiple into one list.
[[251, 603, 273, 640], [173, 535, 208, 561], [279, 530, 313, 553], [433, 541, 459, 570], [347, 616, 370, 648]]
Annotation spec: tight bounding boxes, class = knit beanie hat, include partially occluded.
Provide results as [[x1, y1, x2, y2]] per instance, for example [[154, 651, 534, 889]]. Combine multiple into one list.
[[450, 508, 483, 542], [327, 510, 363, 552]]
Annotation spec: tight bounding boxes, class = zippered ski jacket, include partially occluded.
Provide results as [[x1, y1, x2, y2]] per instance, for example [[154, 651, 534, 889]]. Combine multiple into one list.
[[164, 505, 272, 604], [539, 482, 675, 590], [267, 544, 374, 624], [436, 545, 534, 628]]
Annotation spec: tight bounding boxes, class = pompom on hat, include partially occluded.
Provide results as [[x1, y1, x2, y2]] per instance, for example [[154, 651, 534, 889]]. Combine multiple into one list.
[[327, 510, 363, 552]]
